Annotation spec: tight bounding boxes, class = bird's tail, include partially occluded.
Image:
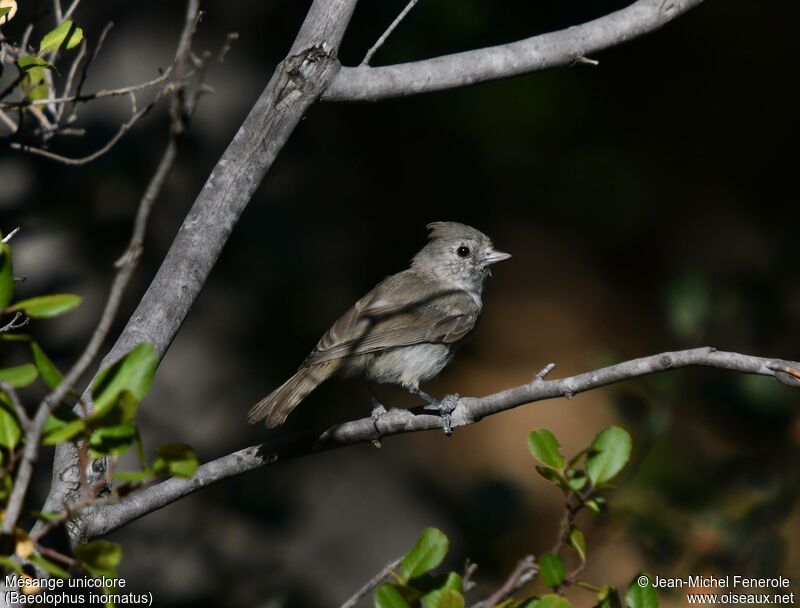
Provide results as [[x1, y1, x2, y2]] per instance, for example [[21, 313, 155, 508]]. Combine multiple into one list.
[[247, 362, 336, 428]]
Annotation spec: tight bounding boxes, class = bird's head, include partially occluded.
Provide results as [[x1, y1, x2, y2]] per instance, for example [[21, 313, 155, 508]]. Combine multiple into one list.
[[412, 221, 511, 293]]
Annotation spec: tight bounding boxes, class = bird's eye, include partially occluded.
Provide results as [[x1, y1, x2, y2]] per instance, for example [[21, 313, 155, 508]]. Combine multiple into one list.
[[457, 246, 470, 258]]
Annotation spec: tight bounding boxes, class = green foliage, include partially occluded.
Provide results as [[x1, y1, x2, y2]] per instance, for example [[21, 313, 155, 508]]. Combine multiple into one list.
[[91, 343, 158, 416], [0, 363, 38, 387], [569, 526, 586, 562], [39, 19, 84, 53], [401, 527, 449, 582], [75, 540, 122, 576], [586, 427, 632, 486], [0, 396, 22, 449], [31, 341, 64, 389], [527, 429, 565, 472], [625, 575, 658, 608], [538, 553, 565, 587], [0, 243, 13, 308], [152, 442, 199, 478], [529, 594, 572, 608], [372, 528, 464, 608], [16, 55, 52, 101], [375, 584, 411, 608], [29, 554, 70, 579], [7, 294, 82, 319], [596, 586, 623, 608], [422, 587, 464, 608]]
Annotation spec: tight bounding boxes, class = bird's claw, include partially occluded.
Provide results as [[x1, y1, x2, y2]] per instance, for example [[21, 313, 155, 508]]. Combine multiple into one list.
[[424, 393, 460, 436]]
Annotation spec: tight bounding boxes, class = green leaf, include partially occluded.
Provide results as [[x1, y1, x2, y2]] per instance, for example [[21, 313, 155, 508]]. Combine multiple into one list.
[[585, 498, 607, 513], [566, 469, 587, 491], [0, 244, 13, 309], [531, 594, 572, 608], [0, 7, 13, 19], [401, 527, 449, 582], [441, 572, 463, 592], [0, 398, 21, 449], [0, 555, 24, 574], [112, 469, 153, 483], [88, 421, 136, 458], [626, 575, 658, 608], [31, 342, 63, 389], [527, 429, 566, 472], [569, 526, 587, 562], [30, 510, 61, 522], [535, 466, 564, 488], [152, 442, 198, 478], [75, 540, 121, 574], [91, 343, 158, 418], [29, 554, 70, 579], [538, 553, 565, 587], [7, 294, 82, 319], [586, 426, 632, 485], [375, 584, 412, 608], [42, 417, 85, 444], [0, 363, 38, 387], [597, 586, 623, 608], [423, 587, 464, 608], [39, 19, 84, 53]]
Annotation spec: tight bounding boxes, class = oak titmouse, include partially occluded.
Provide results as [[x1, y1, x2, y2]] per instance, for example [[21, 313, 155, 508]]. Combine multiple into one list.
[[248, 222, 510, 433]]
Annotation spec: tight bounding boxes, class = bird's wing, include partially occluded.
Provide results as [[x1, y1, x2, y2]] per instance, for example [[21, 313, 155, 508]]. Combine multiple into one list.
[[302, 271, 479, 367]]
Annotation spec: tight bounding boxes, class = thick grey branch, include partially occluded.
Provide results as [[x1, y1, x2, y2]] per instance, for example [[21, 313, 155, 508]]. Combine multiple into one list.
[[82, 347, 800, 539], [325, 0, 705, 101], [41, 0, 360, 543]]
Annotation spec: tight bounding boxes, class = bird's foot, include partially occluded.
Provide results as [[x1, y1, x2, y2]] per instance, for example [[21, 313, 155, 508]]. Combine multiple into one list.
[[370, 403, 387, 448], [423, 393, 460, 436]]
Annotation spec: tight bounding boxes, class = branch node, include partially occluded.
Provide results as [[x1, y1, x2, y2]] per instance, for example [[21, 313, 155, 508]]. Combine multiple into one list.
[[534, 362, 556, 383], [574, 55, 599, 66], [2, 226, 20, 242]]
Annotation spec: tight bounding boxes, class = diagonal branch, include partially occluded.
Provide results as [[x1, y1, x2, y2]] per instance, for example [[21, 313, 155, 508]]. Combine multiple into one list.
[[40, 0, 361, 544], [82, 347, 800, 539], [325, 0, 706, 101]]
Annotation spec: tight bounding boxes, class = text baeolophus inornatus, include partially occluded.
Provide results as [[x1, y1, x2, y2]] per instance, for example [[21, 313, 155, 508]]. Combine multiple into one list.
[[247, 221, 511, 434]]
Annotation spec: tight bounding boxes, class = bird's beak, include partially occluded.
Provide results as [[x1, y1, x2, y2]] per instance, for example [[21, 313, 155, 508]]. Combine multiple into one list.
[[484, 250, 511, 265]]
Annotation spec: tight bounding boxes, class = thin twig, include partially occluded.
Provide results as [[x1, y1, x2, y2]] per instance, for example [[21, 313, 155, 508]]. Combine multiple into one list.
[[0, 0, 203, 535], [472, 556, 538, 608], [340, 557, 403, 608], [361, 0, 419, 66], [67, 20, 113, 122], [0, 311, 29, 333], [57, 38, 86, 122], [0, 381, 31, 431], [2, 226, 20, 242], [10, 95, 159, 165], [0, 108, 18, 133]]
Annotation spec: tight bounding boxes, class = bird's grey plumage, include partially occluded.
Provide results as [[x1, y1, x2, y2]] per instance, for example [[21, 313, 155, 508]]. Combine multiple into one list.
[[248, 221, 510, 428]]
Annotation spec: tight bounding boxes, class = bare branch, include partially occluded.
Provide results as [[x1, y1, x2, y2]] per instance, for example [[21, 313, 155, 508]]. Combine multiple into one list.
[[41, 0, 362, 543], [82, 347, 800, 539], [0, 381, 30, 432], [360, 0, 419, 66], [325, 0, 705, 101], [340, 557, 403, 608], [2, 226, 20, 243], [9, 95, 158, 165], [1, 0, 206, 536], [471, 556, 538, 608], [0, 311, 29, 333]]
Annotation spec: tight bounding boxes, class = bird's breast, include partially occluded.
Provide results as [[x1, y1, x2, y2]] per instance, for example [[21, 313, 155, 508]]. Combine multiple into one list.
[[364, 343, 454, 389]]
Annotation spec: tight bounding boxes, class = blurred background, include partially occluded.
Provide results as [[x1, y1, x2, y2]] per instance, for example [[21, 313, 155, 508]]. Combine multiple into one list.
[[1, 0, 799, 606]]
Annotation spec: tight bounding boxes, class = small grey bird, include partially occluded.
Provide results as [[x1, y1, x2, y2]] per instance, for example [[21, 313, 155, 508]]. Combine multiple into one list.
[[248, 222, 510, 433]]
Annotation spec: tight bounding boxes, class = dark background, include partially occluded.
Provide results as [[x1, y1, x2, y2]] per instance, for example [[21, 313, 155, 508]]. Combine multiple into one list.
[[1, 1, 799, 606]]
